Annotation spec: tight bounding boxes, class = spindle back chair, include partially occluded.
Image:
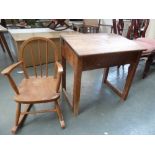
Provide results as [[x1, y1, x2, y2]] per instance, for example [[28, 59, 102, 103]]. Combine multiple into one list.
[[1, 37, 65, 134]]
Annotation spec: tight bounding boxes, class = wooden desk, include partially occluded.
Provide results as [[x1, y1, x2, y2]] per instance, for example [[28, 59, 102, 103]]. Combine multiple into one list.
[[9, 28, 78, 66], [0, 25, 14, 62], [61, 33, 146, 116]]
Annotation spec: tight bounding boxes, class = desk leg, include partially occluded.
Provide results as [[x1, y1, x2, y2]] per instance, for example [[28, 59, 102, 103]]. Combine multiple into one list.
[[62, 56, 66, 90], [62, 55, 74, 111], [73, 59, 82, 116], [103, 56, 140, 100], [122, 63, 138, 100]]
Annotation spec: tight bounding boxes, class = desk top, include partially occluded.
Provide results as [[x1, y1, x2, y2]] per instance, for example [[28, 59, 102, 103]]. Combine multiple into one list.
[[9, 28, 79, 42], [0, 25, 7, 32], [61, 33, 146, 56]]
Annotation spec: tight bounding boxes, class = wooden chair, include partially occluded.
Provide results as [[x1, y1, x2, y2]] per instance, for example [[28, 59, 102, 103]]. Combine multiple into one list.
[[1, 37, 65, 134], [111, 19, 128, 69], [112, 19, 153, 78], [126, 19, 150, 39], [126, 19, 155, 78]]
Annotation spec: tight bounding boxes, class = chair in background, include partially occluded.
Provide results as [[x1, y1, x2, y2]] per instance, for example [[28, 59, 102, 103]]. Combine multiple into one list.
[[127, 19, 155, 78], [111, 19, 125, 35], [79, 19, 101, 33], [126, 19, 150, 39], [112, 19, 154, 78], [112, 19, 149, 38], [111, 19, 129, 69], [135, 38, 155, 78], [1, 37, 65, 134]]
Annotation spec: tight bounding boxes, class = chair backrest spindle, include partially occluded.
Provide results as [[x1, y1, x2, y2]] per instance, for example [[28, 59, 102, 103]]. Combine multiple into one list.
[[46, 41, 48, 77], [29, 44, 37, 77], [20, 37, 58, 78], [38, 40, 43, 77]]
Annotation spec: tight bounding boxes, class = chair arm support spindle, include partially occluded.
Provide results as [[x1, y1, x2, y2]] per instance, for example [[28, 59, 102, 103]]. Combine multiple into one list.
[[56, 61, 63, 73], [55, 61, 63, 92], [6, 74, 19, 95]]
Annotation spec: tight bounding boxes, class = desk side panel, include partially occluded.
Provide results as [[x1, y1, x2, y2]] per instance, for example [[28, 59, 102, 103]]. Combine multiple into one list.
[[62, 40, 79, 70]]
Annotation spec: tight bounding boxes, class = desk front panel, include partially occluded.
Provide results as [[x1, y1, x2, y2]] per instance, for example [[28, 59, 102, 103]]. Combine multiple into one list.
[[82, 51, 142, 71]]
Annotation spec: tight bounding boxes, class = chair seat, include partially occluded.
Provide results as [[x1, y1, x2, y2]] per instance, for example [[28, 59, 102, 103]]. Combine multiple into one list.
[[135, 38, 155, 55], [14, 76, 60, 103]]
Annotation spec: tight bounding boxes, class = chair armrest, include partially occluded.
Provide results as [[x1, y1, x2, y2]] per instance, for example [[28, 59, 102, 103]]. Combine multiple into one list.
[[1, 61, 23, 75], [56, 61, 63, 73], [55, 62, 63, 92]]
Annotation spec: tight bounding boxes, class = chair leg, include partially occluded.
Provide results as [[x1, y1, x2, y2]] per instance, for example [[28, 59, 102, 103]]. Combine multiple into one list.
[[11, 103, 32, 134], [142, 54, 154, 79], [55, 100, 65, 128], [11, 102, 21, 134]]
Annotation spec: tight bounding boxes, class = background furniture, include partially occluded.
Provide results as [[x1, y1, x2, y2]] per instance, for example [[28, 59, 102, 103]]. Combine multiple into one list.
[[61, 33, 146, 115], [1, 37, 65, 134], [111, 19, 130, 36], [48, 19, 70, 31], [111, 19, 153, 78], [111, 19, 149, 39], [9, 28, 79, 66], [73, 19, 112, 33], [69, 20, 84, 31], [0, 25, 14, 62], [79, 19, 101, 33], [126, 20, 155, 78], [135, 38, 155, 78], [127, 19, 150, 39]]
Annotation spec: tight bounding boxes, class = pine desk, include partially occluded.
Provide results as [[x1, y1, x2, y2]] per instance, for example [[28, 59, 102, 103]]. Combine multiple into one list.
[[61, 33, 146, 116]]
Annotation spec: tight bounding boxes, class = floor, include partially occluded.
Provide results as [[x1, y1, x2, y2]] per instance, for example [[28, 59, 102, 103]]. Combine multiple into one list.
[[0, 35, 155, 135]]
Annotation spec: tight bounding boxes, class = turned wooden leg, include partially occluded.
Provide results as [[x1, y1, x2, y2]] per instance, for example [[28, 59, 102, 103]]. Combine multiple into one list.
[[55, 100, 65, 128], [143, 54, 154, 79]]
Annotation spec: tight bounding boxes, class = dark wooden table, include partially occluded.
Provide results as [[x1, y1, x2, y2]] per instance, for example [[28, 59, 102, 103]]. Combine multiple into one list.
[[61, 33, 146, 116]]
